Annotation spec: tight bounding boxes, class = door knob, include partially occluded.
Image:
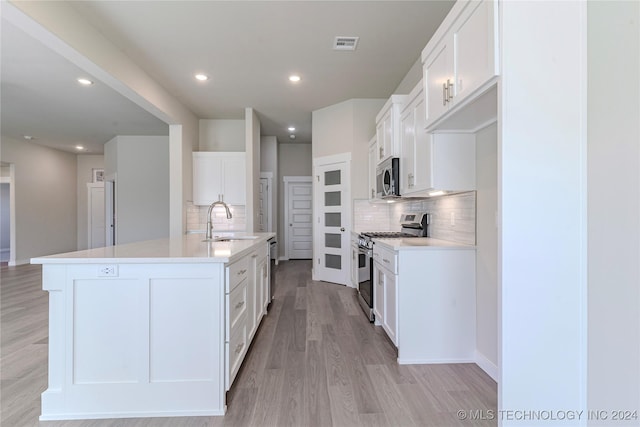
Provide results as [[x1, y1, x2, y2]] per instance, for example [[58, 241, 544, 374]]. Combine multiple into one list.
[[340, 227, 345, 232]]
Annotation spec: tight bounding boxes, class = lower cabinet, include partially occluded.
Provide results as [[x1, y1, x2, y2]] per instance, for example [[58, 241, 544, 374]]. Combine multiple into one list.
[[373, 244, 398, 345], [373, 242, 476, 364], [225, 242, 270, 390]]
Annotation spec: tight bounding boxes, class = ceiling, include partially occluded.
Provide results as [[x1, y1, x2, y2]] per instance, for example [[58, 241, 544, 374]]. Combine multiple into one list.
[[1, 1, 454, 154]]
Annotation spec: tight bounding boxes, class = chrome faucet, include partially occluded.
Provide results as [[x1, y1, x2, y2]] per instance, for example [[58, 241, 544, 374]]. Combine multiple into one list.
[[206, 200, 232, 239]]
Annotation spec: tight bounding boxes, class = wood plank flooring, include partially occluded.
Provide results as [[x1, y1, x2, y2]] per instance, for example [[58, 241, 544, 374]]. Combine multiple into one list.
[[1, 260, 496, 427]]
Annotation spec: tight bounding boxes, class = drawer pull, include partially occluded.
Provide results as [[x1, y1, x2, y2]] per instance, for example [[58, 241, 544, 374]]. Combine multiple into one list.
[[251, 254, 258, 258], [237, 269, 247, 276], [383, 258, 390, 264], [235, 342, 245, 354], [235, 301, 245, 309]]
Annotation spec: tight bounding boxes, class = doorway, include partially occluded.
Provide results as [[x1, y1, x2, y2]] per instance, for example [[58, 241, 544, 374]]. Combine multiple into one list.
[[258, 172, 273, 233], [87, 183, 106, 248], [283, 176, 312, 260], [0, 163, 15, 265]]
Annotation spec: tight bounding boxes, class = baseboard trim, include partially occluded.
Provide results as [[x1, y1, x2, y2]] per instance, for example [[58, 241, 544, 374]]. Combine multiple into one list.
[[474, 350, 499, 382], [397, 357, 475, 365]]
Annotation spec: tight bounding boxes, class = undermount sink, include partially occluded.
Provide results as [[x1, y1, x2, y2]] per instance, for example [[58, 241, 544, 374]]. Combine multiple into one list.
[[202, 235, 260, 243]]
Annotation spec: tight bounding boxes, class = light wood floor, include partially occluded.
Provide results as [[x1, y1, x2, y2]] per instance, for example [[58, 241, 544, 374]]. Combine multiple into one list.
[[1, 260, 496, 427]]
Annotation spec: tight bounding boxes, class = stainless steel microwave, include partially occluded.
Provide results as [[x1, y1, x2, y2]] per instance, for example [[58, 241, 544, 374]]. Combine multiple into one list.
[[376, 157, 400, 198]]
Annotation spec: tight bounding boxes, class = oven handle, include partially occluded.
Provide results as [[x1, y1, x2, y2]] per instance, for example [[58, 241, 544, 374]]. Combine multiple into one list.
[[357, 245, 372, 258]]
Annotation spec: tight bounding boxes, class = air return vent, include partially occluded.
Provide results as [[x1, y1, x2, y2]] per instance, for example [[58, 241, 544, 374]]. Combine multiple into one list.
[[333, 36, 359, 51]]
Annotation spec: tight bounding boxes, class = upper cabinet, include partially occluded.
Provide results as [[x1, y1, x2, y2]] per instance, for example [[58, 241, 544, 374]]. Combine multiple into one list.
[[400, 80, 476, 195], [193, 152, 246, 206], [375, 95, 408, 164], [422, 0, 499, 129]]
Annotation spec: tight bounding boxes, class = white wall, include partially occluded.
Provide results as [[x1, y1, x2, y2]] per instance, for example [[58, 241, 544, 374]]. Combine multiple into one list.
[[278, 143, 312, 258], [475, 123, 498, 378], [312, 98, 385, 199], [587, 1, 640, 422], [1, 137, 77, 264], [245, 108, 261, 232], [76, 154, 104, 250], [499, 1, 587, 419], [8, 2, 199, 237], [199, 119, 245, 151], [104, 136, 170, 245]]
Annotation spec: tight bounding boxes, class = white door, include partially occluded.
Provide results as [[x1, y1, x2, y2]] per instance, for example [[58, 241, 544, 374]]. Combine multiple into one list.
[[285, 178, 313, 259], [258, 178, 268, 232], [258, 173, 273, 232], [313, 155, 351, 285], [87, 183, 106, 249]]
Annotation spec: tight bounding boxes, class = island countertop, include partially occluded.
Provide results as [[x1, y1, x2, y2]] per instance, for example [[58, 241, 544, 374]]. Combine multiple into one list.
[[31, 232, 275, 265]]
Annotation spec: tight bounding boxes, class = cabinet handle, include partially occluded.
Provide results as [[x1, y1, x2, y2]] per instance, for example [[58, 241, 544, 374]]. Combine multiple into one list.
[[383, 258, 390, 264], [251, 254, 258, 258], [447, 79, 454, 102], [235, 301, 245, 309], [237, 269, 247, 275], [235, 342, 245, 354], [443, 82, 447, 106]]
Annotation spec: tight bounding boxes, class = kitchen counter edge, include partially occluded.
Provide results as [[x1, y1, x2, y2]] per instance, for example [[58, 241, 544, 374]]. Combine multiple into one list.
[[30, 232, 276, 265]]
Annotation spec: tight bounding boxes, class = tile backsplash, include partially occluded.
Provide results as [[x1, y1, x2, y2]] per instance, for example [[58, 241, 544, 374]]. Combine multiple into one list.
[[354, 191, 476, 245], [186, 201, 247, 232]]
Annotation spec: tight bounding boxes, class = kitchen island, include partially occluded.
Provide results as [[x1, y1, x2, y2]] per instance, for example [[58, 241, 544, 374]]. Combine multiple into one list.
[[31, 232, 275, 421]]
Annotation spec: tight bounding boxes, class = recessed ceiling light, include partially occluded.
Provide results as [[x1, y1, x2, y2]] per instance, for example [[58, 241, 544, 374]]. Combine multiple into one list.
[[289, 134, 296, 140], [289, 75, 301, 83], [195, 73, 209, 81], [288, 127, 296, 132], [75, 145, 85, 151], [23, 135, 35, 140], [77, 78, 94, 86]]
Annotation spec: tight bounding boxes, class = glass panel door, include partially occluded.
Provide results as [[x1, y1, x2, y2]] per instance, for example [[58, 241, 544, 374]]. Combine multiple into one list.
[[314, 160, 350, 285]]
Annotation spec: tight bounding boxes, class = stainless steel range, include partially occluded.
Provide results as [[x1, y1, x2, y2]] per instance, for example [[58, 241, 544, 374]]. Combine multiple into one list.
[[356, 213, 430, 322]]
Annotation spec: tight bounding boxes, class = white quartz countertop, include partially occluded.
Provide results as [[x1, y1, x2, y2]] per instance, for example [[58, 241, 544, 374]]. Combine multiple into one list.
[[31, 232, 276, 264], [373, 237, 475, 251]]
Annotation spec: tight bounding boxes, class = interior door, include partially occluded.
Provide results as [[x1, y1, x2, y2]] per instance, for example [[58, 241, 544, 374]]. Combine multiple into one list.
[[287, 180, 313, 259], [313, 160, 350, 285], [87, 183, 106, 249], [258, 178, 268, 232]]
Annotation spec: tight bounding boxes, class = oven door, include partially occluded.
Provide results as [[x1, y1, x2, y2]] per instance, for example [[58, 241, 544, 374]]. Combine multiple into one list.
[[356, 245, 374, 322]]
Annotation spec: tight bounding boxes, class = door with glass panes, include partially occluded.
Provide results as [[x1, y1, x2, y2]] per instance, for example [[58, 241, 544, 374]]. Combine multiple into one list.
[[313, 156, 350, 285]]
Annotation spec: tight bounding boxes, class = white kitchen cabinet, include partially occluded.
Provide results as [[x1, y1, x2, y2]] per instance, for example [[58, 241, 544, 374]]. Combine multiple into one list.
[[247, 244, 269, 342], [375, 95, 408, 164], [400, 81, 476, 195], [193, 152, 246, 206], [368, 136, 379, 201], [225, 241, 270, 390], [372, 241, 476, 364], [421, 0, 498, 129], [372, 243, 398, 345]]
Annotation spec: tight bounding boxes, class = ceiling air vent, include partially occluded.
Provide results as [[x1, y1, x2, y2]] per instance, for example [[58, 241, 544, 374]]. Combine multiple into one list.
[[333, 36, 359, 51]]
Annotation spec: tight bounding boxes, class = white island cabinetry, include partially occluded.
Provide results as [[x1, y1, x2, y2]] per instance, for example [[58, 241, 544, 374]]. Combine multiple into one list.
[[372, 239, 476, 364], [32, 233, 274, 421]]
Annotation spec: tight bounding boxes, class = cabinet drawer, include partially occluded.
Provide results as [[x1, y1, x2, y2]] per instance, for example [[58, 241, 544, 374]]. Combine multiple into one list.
[[226, 256, 250, 293], [225, 316, 247, 390], [227, 279, 248, 338], [373, 245, 397, 274]]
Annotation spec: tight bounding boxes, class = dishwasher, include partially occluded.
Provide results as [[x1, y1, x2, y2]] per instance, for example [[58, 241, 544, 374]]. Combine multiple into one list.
[[268, 237, 277, 311]]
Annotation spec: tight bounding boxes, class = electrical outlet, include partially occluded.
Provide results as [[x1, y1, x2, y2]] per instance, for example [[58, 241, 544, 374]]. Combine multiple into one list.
[[98, 265, 118, 277]]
